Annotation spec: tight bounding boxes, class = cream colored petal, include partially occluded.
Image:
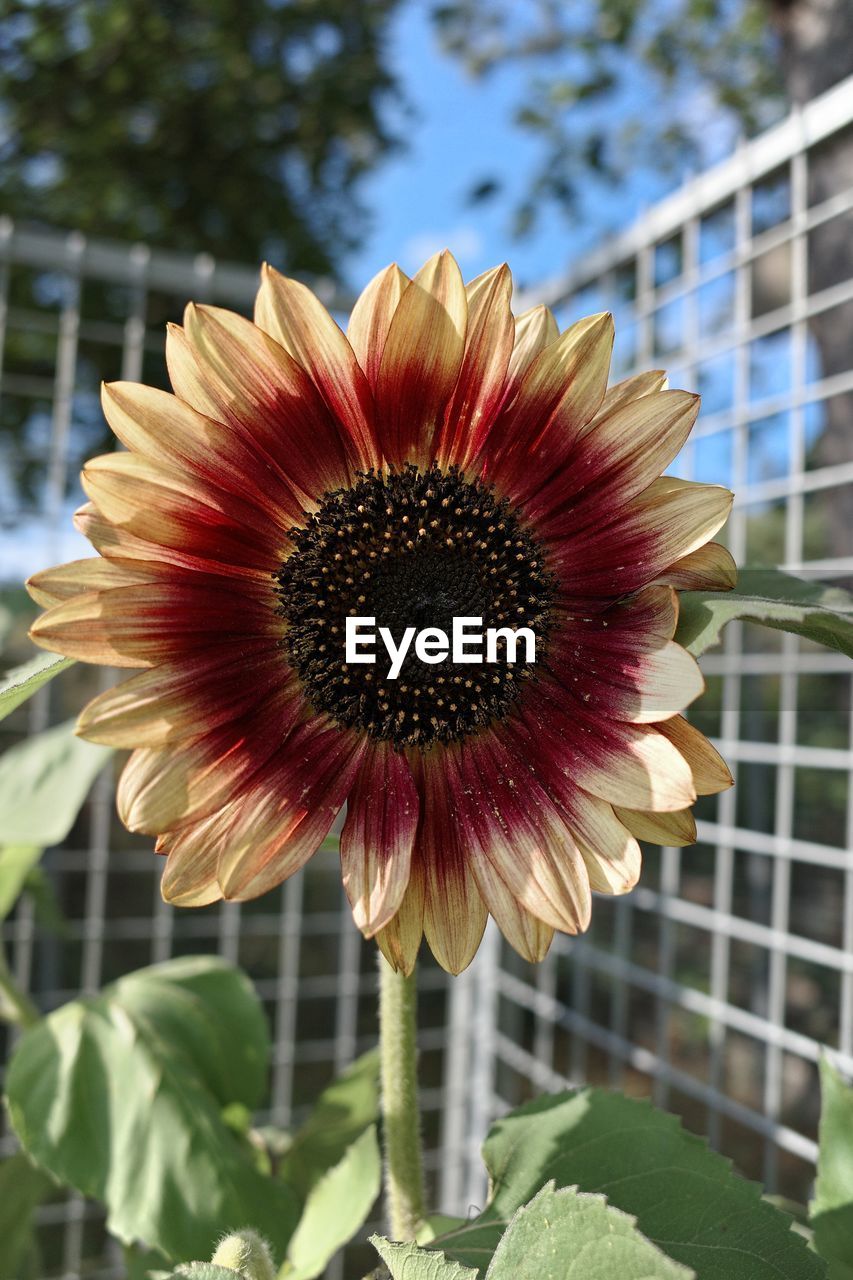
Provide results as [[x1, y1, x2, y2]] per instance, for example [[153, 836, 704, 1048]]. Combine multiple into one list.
[[101, 379, 298, 529], [595, 369, 668, 420], [73, 499, 276, 586], [505, 303, 559, 395], [471, 860, 554, 963], [340, 742, 418, 936], [116, 686, 300, 835], [255, 264, 379, 468], [118, 745, 224, 835], [76, 646, 277, 748], [550, 479, 734, 596], [484, 312, 614, 497], [482, 805, 592, 935], [449, 738, 592, 936], [578, 390, 699, 509], [658, 716, 733, 795], [528, 390, 699, 539], [614, 805, 697, 847], [374, 249, 468, 468], [183, 303, 355, 496], [436, 263, 514, 470], [346, 263, 410, 389], [216, 725, 366, 902], [560, 791, 642, 896], [422, 852, 488, 977], [160, 816, 223, 907], [630, 480, 734, 570], [628, 640, 706, 723], [513, 311, 614, 443], [81, 452, 281, 574], [652, 542, 738, 591], [26, 557, 154, 608], [30, 590, 151, 668], [375, 861, 425, 976], [166, 322, 231, 420], [567, 720, 698, 813], [31, 581, 271, 668]]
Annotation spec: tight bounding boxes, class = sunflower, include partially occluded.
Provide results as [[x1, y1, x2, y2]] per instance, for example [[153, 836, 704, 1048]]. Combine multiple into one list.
[[27, 252, 734, 975]]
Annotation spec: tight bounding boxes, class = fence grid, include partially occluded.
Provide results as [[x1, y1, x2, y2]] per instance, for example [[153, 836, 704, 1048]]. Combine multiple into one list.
[[460, 71, 853, 1211], [1, 70, 852, 1279]]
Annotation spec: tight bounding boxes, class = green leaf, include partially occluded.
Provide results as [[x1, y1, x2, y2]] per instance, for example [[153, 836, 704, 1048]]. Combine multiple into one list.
[[486, 1182, 692, 1279], [0, 719, 112, 846], [811, 1059, 853, 1278], [6, 956, 300, 1262], [417, 1215, 469, 1244], [0, 1152, 53, 1280], [282, 1125, 381, 1280], [675, 569, 853, 658], [371, 1236, 478, 1280], [278, 1049, 379, 1200], [0, 652, 74, 722], [432, 1089, 826, 1279], [0, 845, 42, 919]]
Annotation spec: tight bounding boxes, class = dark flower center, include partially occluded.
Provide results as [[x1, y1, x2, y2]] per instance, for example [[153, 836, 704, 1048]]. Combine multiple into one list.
[[275, 464, 554, 748]]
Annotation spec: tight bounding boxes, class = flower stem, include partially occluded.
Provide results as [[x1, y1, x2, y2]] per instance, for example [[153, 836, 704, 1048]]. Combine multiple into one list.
[[378, 954, 426, 1241]]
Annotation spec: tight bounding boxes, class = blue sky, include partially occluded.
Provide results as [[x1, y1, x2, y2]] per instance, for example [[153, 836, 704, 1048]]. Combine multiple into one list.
[[343, 3, 625, 289], [342, 2, 740, 293]]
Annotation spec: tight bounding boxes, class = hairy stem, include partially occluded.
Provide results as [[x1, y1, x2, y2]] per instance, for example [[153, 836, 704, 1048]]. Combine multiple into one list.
[[378, 954, 426, 1241]]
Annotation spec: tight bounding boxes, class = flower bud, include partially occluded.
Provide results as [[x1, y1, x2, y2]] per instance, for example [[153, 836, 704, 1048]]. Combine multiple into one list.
[[211, 1230, 276, 1280]]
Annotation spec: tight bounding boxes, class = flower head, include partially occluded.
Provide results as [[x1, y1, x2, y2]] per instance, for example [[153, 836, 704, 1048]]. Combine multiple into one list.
[[28, 252, 734, 974]]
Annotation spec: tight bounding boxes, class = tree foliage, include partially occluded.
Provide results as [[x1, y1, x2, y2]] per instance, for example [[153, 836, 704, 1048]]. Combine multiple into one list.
[[431, 0, 784, 235], [0, 0, 403, 275]]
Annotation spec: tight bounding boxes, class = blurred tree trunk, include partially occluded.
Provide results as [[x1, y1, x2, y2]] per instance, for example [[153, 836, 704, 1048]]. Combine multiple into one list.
[[770, 0, 853, 559]]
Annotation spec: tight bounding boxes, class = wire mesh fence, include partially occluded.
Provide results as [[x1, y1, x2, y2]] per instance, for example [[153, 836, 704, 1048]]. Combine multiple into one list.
[[452, 72, 853, 1211], [1, 71, 852, 1278]]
